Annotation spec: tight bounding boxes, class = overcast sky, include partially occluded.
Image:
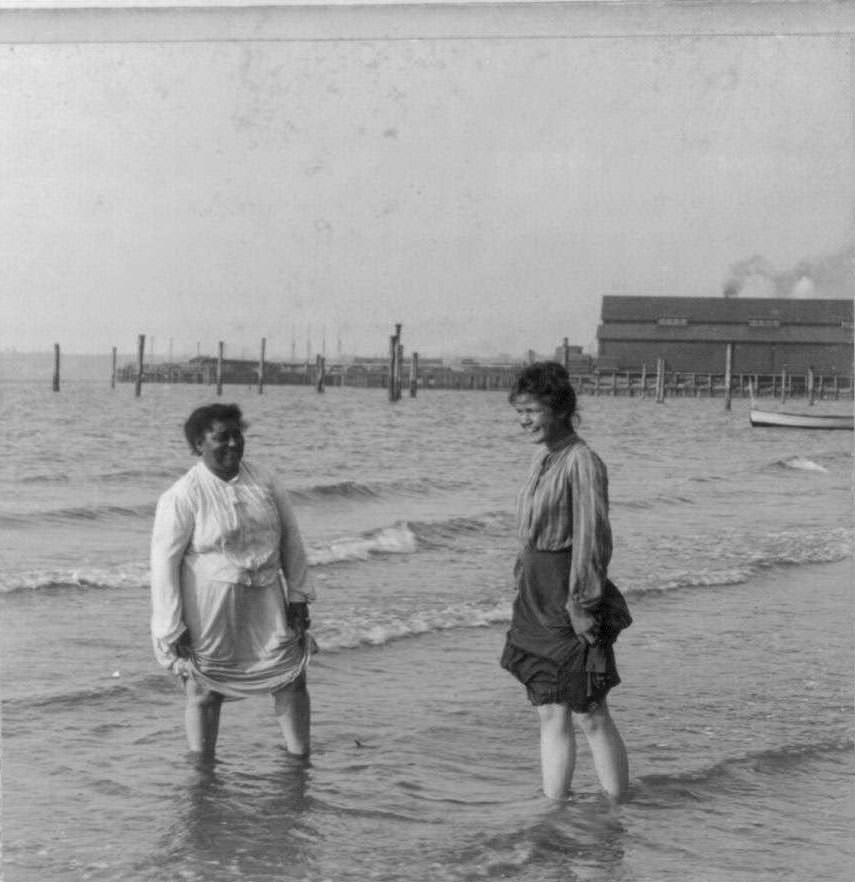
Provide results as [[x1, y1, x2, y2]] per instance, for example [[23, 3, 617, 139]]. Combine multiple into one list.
[[1, 2, 852, 360]]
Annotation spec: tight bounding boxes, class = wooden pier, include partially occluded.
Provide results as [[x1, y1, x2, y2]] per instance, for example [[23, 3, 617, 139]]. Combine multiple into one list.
[[115, 357, 853, 401]]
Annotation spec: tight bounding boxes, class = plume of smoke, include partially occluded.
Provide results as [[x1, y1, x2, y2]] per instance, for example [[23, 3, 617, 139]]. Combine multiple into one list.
[[722, 255, 776, 297], [722, 245, 854, 299]]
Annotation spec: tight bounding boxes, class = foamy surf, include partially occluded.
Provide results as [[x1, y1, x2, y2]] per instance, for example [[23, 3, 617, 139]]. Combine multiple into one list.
[[307, 522, 419, 565], [778, 456, 828, 472], [315, 600, 512, 651]]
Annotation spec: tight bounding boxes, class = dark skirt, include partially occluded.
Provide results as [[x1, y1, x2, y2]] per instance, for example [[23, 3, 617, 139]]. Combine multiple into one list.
[[500, 548, 620, 712]]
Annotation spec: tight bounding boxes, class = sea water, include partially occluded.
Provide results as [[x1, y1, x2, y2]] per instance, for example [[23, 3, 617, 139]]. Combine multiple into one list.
[[2, 380, 853, 882]]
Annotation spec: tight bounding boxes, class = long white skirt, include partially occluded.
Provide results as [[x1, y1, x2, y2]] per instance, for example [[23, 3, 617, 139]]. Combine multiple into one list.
[[180, 572, 311, 699]]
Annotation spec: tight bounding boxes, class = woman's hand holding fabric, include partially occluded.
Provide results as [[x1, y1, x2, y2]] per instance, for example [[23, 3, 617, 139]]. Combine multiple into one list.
[[286, 601, 311, 634]]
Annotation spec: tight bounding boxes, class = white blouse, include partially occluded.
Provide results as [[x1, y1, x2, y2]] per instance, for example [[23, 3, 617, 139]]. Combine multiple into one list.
[[150, 460, 315, 649]]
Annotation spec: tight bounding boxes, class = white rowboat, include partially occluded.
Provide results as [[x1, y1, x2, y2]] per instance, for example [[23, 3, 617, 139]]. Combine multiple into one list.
[[749, 408, 854, 430]]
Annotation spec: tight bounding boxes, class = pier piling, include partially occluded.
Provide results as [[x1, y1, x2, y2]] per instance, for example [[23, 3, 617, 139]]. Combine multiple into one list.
[[134, 335, 145, 397], [52, 343, 60, 392], [410, 352, 419, 397], [388, 334, 397, 402], [216, 341, 224, 396], [258, 337, 266, 394], [111, 346, 117, 389], [724, 343, 733, 410], [316, 354, 326, 392], [655, 358, 665, 403], [388, 324, 403, 401]]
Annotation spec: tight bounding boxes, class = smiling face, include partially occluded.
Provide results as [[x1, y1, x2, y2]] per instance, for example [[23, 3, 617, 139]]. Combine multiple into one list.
[[513, 393, 574, 450], [196, 418, 245, 480]]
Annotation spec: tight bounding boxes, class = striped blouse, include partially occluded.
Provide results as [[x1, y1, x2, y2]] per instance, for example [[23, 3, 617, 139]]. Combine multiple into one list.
[[517, 436, 613, 612]]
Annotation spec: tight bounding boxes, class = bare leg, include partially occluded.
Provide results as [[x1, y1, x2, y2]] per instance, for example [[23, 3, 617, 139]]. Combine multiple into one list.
[[273, 677, 311, 757], [536, 702, 576, 799], [574, 699, 629, 801], [184, 679, 224, 762]]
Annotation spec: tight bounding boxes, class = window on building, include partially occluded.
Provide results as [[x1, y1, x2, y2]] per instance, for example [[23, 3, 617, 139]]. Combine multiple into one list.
[[748, 318, 781, 328], [657, 316, 688, 326]]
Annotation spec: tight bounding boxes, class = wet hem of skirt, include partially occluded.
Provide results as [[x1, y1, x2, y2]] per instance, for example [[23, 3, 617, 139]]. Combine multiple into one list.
[[186, 649, 313, 700]]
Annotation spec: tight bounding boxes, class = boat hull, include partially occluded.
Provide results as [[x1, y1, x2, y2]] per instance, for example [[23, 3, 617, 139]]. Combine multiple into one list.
[[749, 408, 854, 430]]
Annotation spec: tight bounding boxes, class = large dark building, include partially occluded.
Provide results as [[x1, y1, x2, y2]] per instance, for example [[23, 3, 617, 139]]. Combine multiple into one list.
[[596, 296, 854, 374]]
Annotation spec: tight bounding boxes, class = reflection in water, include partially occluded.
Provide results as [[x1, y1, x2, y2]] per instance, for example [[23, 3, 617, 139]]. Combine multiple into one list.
[[155, 752, 318, 881], [451, 794, 628, 882]]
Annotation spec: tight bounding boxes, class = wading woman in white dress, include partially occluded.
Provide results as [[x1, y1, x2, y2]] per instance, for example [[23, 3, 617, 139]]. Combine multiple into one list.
[[150, 403, 315, 762], [501, 362, 630, 800]]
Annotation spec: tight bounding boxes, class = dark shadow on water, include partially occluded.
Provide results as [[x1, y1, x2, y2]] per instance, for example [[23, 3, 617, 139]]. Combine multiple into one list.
[[148, 750, 320, 881]]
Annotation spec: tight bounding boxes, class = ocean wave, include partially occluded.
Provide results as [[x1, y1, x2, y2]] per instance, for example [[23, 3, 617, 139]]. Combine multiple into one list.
[[38, 503, 155, 524], [1, 604, 517, 710], [0, 513, 32, 528], [776, 456, 829, 473], [16, 472, 71, 485], [408, 512, 515, 547], [636, 737, 853, 802], [0, 563, 150, 594], [314, 600, 512, 651], [289, 475, 467, 504], [307, 522, 419, 565], [1, 514, 505, 592], [615, 493, 696, 511], [306, 513, 513, 565], [630, 527, 853, 594], [96, 467, 181, 483], [3, 674, 174, 714]]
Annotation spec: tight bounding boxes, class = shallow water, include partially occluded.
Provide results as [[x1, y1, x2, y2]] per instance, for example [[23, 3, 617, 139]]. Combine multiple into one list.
[[3, 380, 853, 881]]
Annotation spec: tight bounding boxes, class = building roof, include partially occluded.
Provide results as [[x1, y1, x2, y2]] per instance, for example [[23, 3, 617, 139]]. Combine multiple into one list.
[[601, 296, 853, 325]]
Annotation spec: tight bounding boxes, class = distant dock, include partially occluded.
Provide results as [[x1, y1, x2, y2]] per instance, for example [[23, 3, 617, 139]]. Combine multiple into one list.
[[116, 356, 853, 400]]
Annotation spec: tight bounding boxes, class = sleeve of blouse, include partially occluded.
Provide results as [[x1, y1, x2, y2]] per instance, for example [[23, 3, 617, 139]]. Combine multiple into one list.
[[272, 475, 316, 604], [567, 444, 613, 615], [150, 487, 194, 666]]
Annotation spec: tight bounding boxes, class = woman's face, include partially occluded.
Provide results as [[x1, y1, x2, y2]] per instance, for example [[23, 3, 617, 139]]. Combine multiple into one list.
[[197, 418, 245, 480], [513, 394, 571, 449]]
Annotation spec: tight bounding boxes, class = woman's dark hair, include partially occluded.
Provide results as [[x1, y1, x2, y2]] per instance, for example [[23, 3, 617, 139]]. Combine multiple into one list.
[[509, 361, 578, 423], [183, 403, 246, 454]]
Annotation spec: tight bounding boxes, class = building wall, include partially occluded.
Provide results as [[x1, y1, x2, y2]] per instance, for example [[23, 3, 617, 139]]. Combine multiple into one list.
[[598, 340, 852, 374], [597, 296, 853, 373]]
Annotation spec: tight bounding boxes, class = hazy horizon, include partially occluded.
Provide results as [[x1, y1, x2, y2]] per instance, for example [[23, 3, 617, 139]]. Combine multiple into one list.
[[3, 2, 852, 361]]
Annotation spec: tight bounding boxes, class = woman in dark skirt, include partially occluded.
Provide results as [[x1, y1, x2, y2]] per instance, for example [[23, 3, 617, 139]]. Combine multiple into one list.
[[501, 361, 629, 800]]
